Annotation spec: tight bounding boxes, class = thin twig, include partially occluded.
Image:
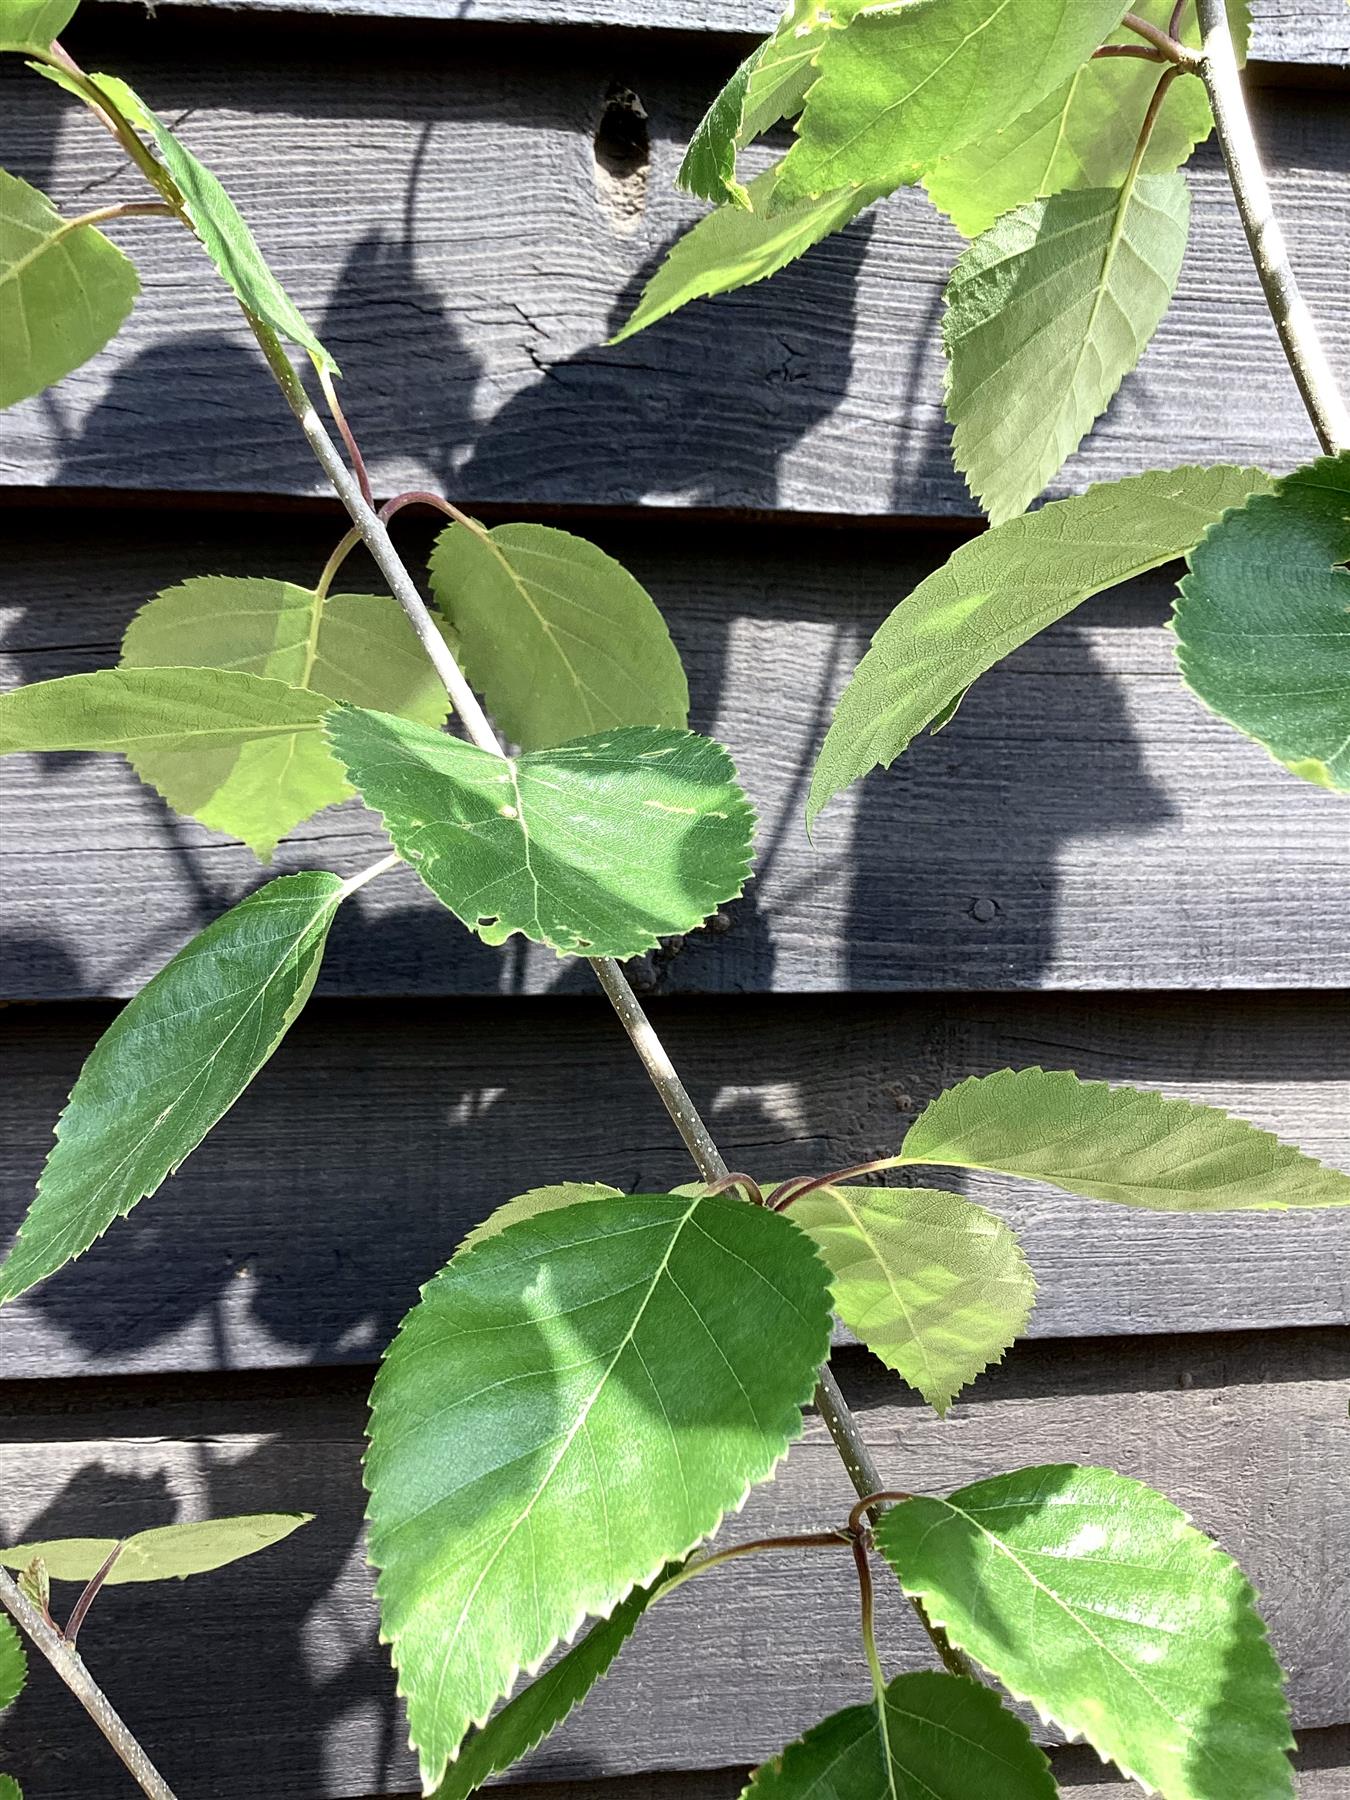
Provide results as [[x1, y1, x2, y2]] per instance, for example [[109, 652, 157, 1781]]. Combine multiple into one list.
[[851, 1534, 888, 1700], [0, 1566, 179, 1800], [1120, 10, 1202, 67], [1093, 42, 1164, 61], [1194, 0, 1348, 453], [318, 366, 374, 508], [64, 1542, 124, 1648], [654, 1530, 851, 1603], [61, 200, 175, 233]]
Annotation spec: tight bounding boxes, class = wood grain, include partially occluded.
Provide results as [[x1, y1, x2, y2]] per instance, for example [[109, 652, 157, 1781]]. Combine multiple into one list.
[[5, 513, 1349, 1000], [3, 1332, 1345, 1798], [1, 23, 1345, 517], [2, 990, 1346, 1377]]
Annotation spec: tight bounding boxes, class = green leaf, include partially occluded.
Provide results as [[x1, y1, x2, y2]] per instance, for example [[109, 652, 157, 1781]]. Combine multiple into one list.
[[367, 1190, 833, 1790], [787, 1186, 1034, 1413], [807, 463, 1272, 824], [0, 1515, 311, 1583], [0, 1776, 21, 1800], [743, 1671, 1055, 1799], [614, 161, 881, 342], [458, 1182, 622, 1257], [432, 1571, 672, 1800], [877, 1465, 1293, 1799], [926, 1, 1251, 238], [0, 871, 350, 1301], [0, 665, 340, 847], [897, 1066, 1350, 1211], [945, 172, 1190, 525], [328, 711, 755, 959], [428, 523, 687, 749], [15, 1561, 47, 1616], [0, 169, 139, 409], [120, 576, 451, 857], [0, 0, 77, 50], [86, 73, 334, 373], [773, 0, 1129, 211], [1174, 451, 1350, 793], [0, 1617, 25, 1712]]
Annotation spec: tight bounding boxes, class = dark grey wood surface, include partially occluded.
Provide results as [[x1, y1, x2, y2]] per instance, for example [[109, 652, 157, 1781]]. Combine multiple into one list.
[[5, 514, 1349, 999], [3, 1330, 1347, 1798], [1, 22, 1345, 517], [2, 992, 1347, 1377]]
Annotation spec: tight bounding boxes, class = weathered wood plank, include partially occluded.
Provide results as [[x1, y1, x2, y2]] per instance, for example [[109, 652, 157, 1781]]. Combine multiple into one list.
[[84, 0, 1350, 66], [4, 514, 1348, 998], [2, 990, 1346, 1377], [3, 1332, 1346, 1797], [1, 24, 1345, 515]]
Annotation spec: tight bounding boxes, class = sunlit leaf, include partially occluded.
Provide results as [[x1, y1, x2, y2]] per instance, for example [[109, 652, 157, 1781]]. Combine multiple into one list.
[[367, 1191, 833, 1790], [0, 1515, 312, 1583], [0, 1775, 21, 1800], [773, 0, 1128, 210], [0, 169, 138, 408], [807, 464, 1272, 824], [0, 0, 77, 51], [458, 1182, 622, 1257], [121, 575, 450, 856], [877, 1465, 1293, 1799], [428, 523, 687, 749], [743, 1671, 1056, 1798], [329, 711, 755, 959], [615, 161, 881, 342], [1175, 450, 1350, 792], [787, 1185, 1034, 1413], [897, 1066, 1350, 1210], [946, 173, 1190, 524], [0, 872, 352, 1301]]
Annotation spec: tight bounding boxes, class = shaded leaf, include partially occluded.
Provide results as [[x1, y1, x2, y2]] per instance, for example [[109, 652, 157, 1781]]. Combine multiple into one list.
[[0, 872, 351, 1301], [428, 523, 687, 749], [0, 1617, 24, 1712], [367, 1191, 833, 1790], [0, 665, 337, 845], [743, 1671, 1056, 1798], [121, 575, 450, 856], [458, 1182, 622, 1257], [0, 1776, 20, 1800], [615, 161, 880, 342], [88, 73, 334, 372], [0, 1515, 311, 1583], [432, 1570, 672, 1800], [787, 1185, 1034, 1413], [808, 464, 1272, 823], [926, 0, 1251, 237], [877, 1465, 1293, 1799], [0, 0, 76, 51], [328, 711, 755, 959], [1175, 450, 1350, 792], [898, 1066, 1350, 1210], [773, 0, 1128, 210], [946, 172, 1190, 524], [0, 169, 138, 409]]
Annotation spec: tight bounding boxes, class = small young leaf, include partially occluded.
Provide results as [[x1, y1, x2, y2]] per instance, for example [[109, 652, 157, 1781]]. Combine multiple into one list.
[[0, 1515, 311, 1583], [807, 463, 1273, 824], [772, 0, 1129, 210], [121, 575, 451, 856], [926, 0, 1251, 237], [0, 169, 139, 409], [367, 1192, 832, 1790], [428, 523, 687, 749], [85, 73, 334, 372], [328, 711, 755, 959], [0, 872, 351, 1301], [16, 1561, 47, 1616], [877, 1465, 1294, 1799], [458, 1182, 622, 1256], [0, 665, 337, 847], [0, 0, 77, 51], [0, 1616, 25, 1712], [1175, 450, 1350, 793], [899, 1067, 1350, 1211], [614, 161, 881, 343], [946, 173, 1190, 525], [743, 1671, 1056, 1799], [787, 1186, 1035, 1414], [433, 1570, 673, 1800]]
